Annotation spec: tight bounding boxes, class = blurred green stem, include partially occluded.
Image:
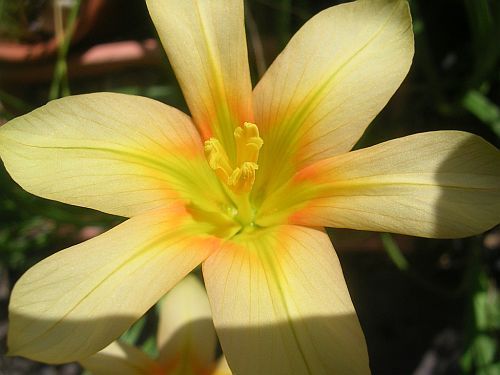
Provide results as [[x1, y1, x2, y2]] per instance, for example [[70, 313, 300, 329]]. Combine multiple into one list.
[[381, 233, 409, 271], [381, 233, 465, 298], [0, 90, 32, 113], [49, 0, 81, 100], [463, 0, 500, 89], [462, 90, 500, 137]]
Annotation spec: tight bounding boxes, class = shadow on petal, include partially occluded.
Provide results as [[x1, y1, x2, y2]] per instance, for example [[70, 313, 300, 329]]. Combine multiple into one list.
[[157, 317, 218, 374], [7, 311, 369, 374], [217, 313, 370, 375], [82, 318, 220, 375], [433, 133, 500, 238], [8, 312, 138, 364]]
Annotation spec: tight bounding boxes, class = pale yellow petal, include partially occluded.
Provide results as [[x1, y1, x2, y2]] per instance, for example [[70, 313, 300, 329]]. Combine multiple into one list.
[[79, 341, 161, 375], [156, 274, 217, 373], [8, 205, 221, 364], [0, 93, 225, 217], [146, 0, 253, 160], [275, 131, 500, 238], [203, 225, 370, 375], [253, 0, 413, 199]]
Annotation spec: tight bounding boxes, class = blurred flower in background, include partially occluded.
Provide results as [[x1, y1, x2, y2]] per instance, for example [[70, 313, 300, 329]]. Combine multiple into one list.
[[80, 275, 231, 375]]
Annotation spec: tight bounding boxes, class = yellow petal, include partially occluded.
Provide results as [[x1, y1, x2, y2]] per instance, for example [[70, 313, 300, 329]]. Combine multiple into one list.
[[253, 0, 414, 200], [203, 225, 370, 375], [79, 341, 161, 375], [8, 205, 220, 364], [0, 93, 225, 217], [283, 131, 500, 238], [156, 274, 217, 373], [146, 0, 253, 161]]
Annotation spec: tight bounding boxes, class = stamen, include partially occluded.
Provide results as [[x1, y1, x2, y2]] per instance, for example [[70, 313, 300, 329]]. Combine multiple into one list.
[[204, 138, 232, 184], [234, 122, 264, 165], [228, 162, 259, 193], [204, 122, 263, 194]]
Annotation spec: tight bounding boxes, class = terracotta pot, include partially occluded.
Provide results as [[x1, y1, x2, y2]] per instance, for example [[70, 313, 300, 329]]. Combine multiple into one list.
[[1, 38, 162, 85]]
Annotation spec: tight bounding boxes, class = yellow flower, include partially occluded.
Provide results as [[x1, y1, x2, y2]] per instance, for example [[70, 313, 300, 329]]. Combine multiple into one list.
[[0, 0, 499, 374], [80, 275, 231, 375]]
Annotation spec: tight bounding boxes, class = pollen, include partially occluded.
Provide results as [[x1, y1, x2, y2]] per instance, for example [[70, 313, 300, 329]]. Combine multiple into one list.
[[204, 122, 263, 194]]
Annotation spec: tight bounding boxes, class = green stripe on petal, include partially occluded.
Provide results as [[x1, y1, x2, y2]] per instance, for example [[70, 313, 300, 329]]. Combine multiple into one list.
[[0, 93, 226, 217], [269, 131, 500, 238], [203, 225, 369, 375], [8, 205, 220, 363], [146, 0, 253, 160], [253, 0, 414, 202]]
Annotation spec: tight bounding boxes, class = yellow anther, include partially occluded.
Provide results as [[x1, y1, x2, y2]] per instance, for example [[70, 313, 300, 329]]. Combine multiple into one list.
[[228, 162, 258, 194], [234, 122, 264, 165], [204, 122, 263, 194], [204, 138, 232, 184]]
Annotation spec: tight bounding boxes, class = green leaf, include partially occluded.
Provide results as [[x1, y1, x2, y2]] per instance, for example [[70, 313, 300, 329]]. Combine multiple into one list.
[[120, 316, 146, 345], [462, 90, 500, 136], [141, 336, 158, 358]]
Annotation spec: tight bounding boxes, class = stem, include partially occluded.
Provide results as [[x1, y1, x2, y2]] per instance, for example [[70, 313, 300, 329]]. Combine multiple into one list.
[[49, 0, 81, 100]]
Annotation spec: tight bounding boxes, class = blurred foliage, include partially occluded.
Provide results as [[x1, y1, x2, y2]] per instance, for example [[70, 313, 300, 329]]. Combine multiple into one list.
[[0, 0, 52, 42], [0, 0, 22, 40], [0, 0, 499, 373], [461, 245, 500, 375], [463, 90, 500, 137], [0, 165, 119, 273]]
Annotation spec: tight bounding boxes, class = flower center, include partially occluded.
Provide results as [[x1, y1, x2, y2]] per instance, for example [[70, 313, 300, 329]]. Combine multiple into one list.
[[204, 122, 263, 194], [203, 122, 263, 230]]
